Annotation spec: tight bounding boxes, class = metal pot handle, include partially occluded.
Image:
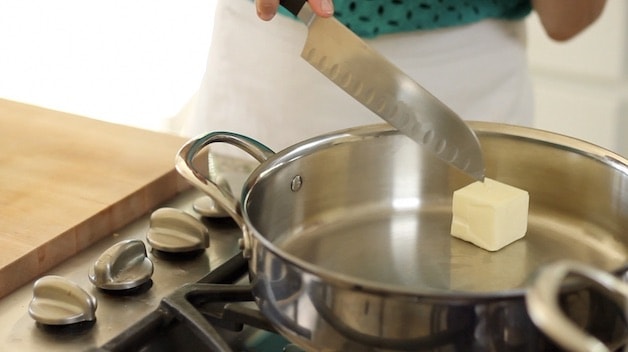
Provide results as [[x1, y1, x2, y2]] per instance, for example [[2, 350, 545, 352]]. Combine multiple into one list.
[[525, 260, 628, 352], [175, 131, 275, 228]]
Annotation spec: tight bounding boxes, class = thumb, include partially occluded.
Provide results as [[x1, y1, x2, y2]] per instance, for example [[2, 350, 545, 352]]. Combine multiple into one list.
[[256, 0, 280, 21], [308, 0, 334, 17]]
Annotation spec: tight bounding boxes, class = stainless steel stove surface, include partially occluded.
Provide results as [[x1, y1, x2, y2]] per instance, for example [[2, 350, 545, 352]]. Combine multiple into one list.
[[0, 159, 294, 351], [5, 149, 626, 352]]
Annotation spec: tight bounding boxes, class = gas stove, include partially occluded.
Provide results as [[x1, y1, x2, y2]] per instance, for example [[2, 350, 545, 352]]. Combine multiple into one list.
[[92, 251, 298, 352], [4, 150, 626, 352], [0, 158, 298, 352]]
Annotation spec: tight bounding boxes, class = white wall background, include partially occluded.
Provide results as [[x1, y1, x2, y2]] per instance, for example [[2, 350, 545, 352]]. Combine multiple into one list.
[[0, 1, 626, 155], [527, 0, 628, 156], [0, 0, 214, 131]]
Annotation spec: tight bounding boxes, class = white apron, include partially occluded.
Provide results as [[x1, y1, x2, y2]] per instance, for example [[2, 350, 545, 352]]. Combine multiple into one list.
[[176, 0, 533, 152]]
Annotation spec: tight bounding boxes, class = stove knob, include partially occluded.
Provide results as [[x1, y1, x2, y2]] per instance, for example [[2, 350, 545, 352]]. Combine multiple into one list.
[[193, 196, 230, 218], [29, 275, 97, 325], [146, 207, 209, 253], [88, 239, 154, 290], [192, 176, 232, 218]]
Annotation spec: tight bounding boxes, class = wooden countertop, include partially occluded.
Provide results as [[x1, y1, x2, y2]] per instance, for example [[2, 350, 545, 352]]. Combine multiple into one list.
[[0, 99, 190, 298]]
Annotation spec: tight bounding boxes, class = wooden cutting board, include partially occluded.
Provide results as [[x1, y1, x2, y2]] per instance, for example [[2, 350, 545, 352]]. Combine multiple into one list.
[[0, 99, 190, 298]]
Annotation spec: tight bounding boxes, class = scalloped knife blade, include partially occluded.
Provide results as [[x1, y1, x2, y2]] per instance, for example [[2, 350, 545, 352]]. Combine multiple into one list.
[[279, 0, 485, 180]]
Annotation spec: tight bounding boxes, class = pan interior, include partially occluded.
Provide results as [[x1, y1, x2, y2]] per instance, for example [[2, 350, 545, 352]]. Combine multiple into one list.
[[244, 124, 628, 294], [274, 202, 627, 293]]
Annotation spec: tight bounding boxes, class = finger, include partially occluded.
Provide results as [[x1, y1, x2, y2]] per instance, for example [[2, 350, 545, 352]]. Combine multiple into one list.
[[256, 0, 280, 21], [309, 0, 334, 17]]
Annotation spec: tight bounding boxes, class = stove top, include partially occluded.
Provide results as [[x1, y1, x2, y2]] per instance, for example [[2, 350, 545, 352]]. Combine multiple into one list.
[[93, 252, 298, 352], [3, 154, 626, 352], [0, 158, 295, 351]]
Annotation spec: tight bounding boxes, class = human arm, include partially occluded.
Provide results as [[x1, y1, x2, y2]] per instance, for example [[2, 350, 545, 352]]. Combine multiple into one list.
[[532, 0, 606, 41], [255, 0, 334, 21]]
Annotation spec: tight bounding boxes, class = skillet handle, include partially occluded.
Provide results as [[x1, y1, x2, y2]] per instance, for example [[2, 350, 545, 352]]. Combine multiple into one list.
[[175, 131, 275, 229], [525, 261, 628, 352]]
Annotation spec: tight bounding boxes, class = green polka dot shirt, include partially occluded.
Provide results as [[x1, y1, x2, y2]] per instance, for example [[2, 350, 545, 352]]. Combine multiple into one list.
[[280, 0, 532, 38]]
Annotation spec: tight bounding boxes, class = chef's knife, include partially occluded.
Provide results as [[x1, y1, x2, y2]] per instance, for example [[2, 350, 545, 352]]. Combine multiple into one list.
[[279, 0, 485, 180]]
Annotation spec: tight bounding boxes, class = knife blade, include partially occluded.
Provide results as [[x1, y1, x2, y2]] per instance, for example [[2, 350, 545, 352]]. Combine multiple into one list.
[[279, 0, 485, 180]]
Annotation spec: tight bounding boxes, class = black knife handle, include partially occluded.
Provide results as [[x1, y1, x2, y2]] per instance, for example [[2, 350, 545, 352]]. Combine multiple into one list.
[[280, 0, 307, 17]]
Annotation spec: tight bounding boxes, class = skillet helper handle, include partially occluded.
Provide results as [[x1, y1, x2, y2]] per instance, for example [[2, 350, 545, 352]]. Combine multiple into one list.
[[175, 131, 275, 228], [279, 0, 307, 16], [525, 260, 628, 352]]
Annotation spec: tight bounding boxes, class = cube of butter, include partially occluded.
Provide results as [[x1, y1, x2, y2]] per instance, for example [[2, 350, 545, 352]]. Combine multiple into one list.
[[450, 178, 529, 251]]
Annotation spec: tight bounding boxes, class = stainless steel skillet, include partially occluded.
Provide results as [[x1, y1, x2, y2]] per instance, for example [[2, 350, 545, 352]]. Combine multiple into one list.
[[177, 122, 628, 351]]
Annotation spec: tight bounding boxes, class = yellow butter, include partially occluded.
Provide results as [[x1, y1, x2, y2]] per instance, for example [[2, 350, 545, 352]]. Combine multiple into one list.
[[450, 178, 529, 251]]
